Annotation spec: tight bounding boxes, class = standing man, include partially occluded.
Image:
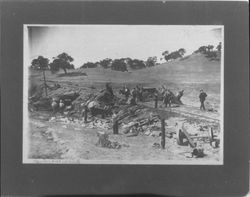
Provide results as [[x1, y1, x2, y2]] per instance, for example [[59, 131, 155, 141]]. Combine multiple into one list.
[[131, 88, 137, 99], [163, 90, 170, 107], [51, 98, 58, 115], [59, 99, 65, 114], [199, 89, 207, 110], [124, 85, 130, 100], [105, 83, 114, 97]]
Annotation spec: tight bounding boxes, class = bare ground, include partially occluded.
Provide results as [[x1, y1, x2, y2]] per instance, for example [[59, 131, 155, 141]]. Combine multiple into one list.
[[27, 102, 221, 164]]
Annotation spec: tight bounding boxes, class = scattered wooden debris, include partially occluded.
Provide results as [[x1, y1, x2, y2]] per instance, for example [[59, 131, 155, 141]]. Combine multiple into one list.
[[96, 131, 121, 149], [152, 142, 161, 149], [191, 148, 205, 158]]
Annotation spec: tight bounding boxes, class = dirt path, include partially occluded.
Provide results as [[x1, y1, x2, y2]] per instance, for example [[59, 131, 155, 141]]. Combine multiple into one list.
[[143, 101, 220, 123]]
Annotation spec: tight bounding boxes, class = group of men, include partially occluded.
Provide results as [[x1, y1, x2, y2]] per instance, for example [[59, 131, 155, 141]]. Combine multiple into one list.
[[121, 84, 208, 111], [51, 82, 208, 116], [121, 84, 144, 105], [51, 98, 73, 114], [162, 89, 174, 107]]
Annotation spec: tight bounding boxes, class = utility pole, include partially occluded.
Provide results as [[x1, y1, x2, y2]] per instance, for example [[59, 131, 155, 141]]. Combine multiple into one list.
[[42, 70, 48, 96]]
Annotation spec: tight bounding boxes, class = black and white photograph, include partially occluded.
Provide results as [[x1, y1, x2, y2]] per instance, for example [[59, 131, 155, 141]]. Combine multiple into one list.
[[23, 25, 224, 164]]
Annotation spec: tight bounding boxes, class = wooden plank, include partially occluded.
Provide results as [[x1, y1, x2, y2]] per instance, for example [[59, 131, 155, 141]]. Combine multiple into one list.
[[181, 125, 196, 148]]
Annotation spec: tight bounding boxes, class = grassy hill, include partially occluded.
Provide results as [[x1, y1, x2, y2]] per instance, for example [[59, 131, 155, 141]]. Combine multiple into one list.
[[29, 53, 221, 109], [134, 53, 221, 85]]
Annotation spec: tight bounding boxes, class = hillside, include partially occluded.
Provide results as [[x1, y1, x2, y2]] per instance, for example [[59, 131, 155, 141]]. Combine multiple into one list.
[[74, 53, 221, 85], [134, 53, 221, 85], [29, 53, 221, 109]]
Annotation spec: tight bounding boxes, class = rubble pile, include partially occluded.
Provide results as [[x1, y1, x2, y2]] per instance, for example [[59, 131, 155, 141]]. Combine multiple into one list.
[[29, 82, 220, 158], [96, 131, 121, 149]]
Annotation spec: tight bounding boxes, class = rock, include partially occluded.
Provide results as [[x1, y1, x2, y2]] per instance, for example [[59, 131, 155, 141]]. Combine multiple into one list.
[[49, 117, 56, 121], [144, 130, 151, 136]]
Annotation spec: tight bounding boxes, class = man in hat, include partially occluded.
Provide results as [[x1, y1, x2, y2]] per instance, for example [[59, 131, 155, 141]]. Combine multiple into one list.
[[105, 83, 114, 97], [163, 89, 171, 107], [199, 89, 207, 111], [51, 98, 58, 115], [123, 85, 130, 100], [59, 99, 65, 114]]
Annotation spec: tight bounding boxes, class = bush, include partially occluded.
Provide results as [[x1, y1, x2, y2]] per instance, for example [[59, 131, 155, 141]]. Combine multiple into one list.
[[110, 59, 128, 72], [81, 62, 98, 68]]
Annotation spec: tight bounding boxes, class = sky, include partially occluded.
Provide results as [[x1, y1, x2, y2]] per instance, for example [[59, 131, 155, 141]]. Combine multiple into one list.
[[26, 25, 222, 68]]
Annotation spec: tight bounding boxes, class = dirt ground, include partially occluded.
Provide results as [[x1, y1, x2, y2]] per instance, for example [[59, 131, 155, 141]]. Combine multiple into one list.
[[27, 101, 221, 164]]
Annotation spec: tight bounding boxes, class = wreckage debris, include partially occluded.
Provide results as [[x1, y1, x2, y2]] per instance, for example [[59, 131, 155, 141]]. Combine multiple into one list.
[[210, 140, 220, 148], [152, 142, 161, 149], [96, 131, 121, 149], [126, 126, 140, 137], [176, 124, 196, 147], [176, 122, 220, 149], [191, 148, 205, 158], [30, 82, 220, 160]]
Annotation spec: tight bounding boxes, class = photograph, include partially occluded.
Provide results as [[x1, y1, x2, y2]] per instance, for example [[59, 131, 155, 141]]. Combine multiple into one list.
[[23, 25, 224, 164]]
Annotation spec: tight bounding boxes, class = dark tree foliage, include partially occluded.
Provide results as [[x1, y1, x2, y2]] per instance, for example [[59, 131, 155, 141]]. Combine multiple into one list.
[[31, 56, 49, 70], [195, 46, 208, 54], [162, 48, 186, 62], [110, 59, 128, 72], [205, 51, 218, 59], [195, 45, 215, 54], [49, 58, 61, 73], [194, 43, 221, 61], [69, 64, 75, 69], [81, 62, 98, 68], [50, 52, 74, 74], [30, 56, 49, 96], [128, 59, 146, 69], [99, 58, 112, 69], [162, 50, 169, 57], [207, 45, 214, 52], [178, 48, 186, 56], [145, 56, 157, 67]]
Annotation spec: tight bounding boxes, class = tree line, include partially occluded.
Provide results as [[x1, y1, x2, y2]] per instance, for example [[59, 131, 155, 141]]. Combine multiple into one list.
[[193, 42, 221, 60], [161, 48, 186, 62], [31, 52, 75, 74], [81, 57, 157, 72], [30, 43, 221, 74], [80, 48, 187, 72]]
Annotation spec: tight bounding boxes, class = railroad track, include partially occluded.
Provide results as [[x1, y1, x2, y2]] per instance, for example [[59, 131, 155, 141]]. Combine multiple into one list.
[[142, 102, 220, 123]]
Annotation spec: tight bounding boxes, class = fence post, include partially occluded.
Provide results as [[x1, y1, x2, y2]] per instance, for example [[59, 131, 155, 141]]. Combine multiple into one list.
[[113, 119, 119, 134], [161, 118, 165, 149], [84, 105, 88, 123], [154, 94, 158, 108]]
